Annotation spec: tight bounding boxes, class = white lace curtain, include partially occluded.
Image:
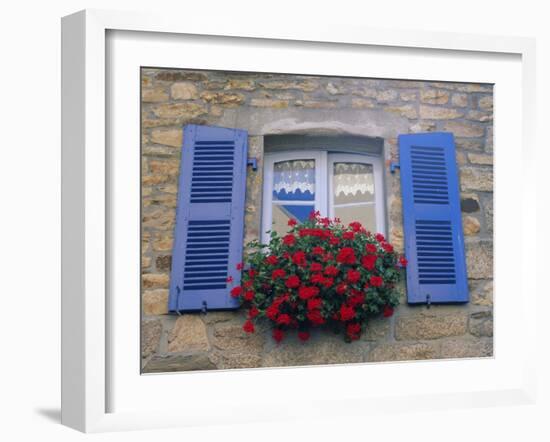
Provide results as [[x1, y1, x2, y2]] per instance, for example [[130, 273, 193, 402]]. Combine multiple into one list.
[[333, 162, 374, 196], [272, 160, 374, 197], [273, 160, 315, 195]]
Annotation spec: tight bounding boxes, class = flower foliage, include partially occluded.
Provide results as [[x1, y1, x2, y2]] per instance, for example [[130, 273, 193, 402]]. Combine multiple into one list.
[[230, 212, 407, 343]]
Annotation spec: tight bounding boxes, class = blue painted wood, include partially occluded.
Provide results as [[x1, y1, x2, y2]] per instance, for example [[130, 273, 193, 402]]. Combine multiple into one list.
[[168, 124, 248, 312], [398, 132, 469, 304]]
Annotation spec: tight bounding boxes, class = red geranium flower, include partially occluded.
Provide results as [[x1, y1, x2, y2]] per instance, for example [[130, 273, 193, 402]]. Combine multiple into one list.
[[298, 285, 319, 300], [383, 305, 394, 317], [324, 265, 339, 276], [310, 262, 323, 272], [230, 286, 243, 298], [361, 255, 377, 271], [336, 247, 356, 264], [248, 307, 259, 319], [343, 231, 355, 240], [365, 243, 377, 254], [292, 251, 307, 267], [265, 255, 278, 265], [298, 331, 311, 342], [307, 297, 322, 310], [272, 268, 286, 280], [244, 290, 255, 301], [329, 236, 340, 245], [285, 275, 300, 288], [283, 234, 296, 246], [226, 276, 233, 283], [310, 272, 325, 284], [348, 293, 365, 307], [266, 304, 279, 320], [243, 320, 255, 333], [321, 277, 334, 288], [348, 221, 362, 232], [276, 313, 291, 325], [382, 242, 394, 253], [272, 328, 284, 343], [340, 304, 356, 321], [236, 262, 244, 270], [336, 283, 348, 295], [399, 256, 408, 267], [346, 269, 361, 284], [312, 246, 325, 255], [346, 322, 361, 340], [288, 218, 297, 227], [375, 233, 385, 242], [369, 275, 383, 287], [306, 309, 325, 325]]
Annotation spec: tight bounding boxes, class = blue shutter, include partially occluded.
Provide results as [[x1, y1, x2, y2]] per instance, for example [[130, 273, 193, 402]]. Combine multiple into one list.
[[168, 124, 248, 312], [398, 132, 469, 304]]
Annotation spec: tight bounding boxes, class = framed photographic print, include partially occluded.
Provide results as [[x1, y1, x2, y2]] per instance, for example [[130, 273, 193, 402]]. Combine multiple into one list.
[[61, 9, 537, 433]]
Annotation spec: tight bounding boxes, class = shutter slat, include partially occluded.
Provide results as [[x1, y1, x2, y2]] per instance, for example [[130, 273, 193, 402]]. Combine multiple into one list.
[[399, 132, 469, 304], [168, 125, 248, 312]]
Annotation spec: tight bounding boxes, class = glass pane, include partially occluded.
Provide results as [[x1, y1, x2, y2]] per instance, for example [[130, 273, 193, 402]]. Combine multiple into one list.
[[273, 159, 315, 201], [271, 204, 315, 236], [334, 204, 376, 232], [333, 162, 374, 204]]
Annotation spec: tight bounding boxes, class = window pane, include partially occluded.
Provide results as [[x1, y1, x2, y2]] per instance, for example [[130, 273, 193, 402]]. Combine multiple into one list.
[[271, 204, 315, 236], [334, 204, 377, 232], [333, 162, 374, 204], [273, 159, 315, 201]]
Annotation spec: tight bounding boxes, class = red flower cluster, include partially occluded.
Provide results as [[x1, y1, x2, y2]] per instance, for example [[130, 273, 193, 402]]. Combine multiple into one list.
[[230, 213, 405, 343]]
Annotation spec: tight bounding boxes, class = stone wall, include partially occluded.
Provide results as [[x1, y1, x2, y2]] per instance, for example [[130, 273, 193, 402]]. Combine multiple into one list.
[[140, 68, 493, 373]]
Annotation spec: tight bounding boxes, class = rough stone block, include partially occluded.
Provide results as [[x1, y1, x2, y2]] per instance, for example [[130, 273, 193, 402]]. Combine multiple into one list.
[[462, 215, 481, 235], [395, 313, 468, 340], [142, 289, 169, 315], [468, 153, 493, 165], [212, 323, 265, 352], [420, 89, 449, 104], [142, 273, 170, 289], [419, 105, 463, 119], [141, 318, 162, 358], [199, 91, 245, 105], [171, 82, 198, 100], [168, 315, 210, 353], [142, 87, 169, 103], [150, 128, 183, 147], [466, 241, 493, 279], [152, 102, 207, 119], [471, 280, 493, 306], [444, 121, 485, 138], [262, 332, 366, 367], [460, 167, 493, 192], [368, 342, 439, 362], [440, 338, 492, 358], [144, 353, 215, 373], [469, 311, 493, 337]]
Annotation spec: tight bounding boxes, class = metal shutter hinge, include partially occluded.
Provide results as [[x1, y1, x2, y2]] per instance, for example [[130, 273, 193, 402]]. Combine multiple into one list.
[[247, 158, 258, 171], [390, 161, 400, 174]]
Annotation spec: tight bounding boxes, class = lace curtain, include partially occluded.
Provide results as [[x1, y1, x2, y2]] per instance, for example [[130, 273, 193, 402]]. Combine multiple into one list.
[[333, 162, 374, 196], [273, 160, 315, 196]]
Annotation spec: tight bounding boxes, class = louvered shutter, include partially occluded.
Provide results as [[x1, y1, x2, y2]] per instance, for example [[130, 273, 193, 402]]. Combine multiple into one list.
[[398, 132, 469, 304], [168, 124, 248, 312]]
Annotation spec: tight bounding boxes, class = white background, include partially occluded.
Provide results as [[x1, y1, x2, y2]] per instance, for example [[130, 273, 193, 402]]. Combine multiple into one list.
[[1, 0, 548, 441]]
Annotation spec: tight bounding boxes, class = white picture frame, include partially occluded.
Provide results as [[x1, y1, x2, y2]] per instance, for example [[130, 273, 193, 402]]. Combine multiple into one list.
[[61, 9, 537, 433]]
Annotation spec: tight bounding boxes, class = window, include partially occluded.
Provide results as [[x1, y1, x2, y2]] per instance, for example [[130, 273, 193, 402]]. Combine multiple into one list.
[[262, 150, 385, 243]]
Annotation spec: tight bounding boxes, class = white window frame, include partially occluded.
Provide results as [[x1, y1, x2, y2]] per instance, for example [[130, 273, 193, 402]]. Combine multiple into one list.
[[261, 150, 385, 244]]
